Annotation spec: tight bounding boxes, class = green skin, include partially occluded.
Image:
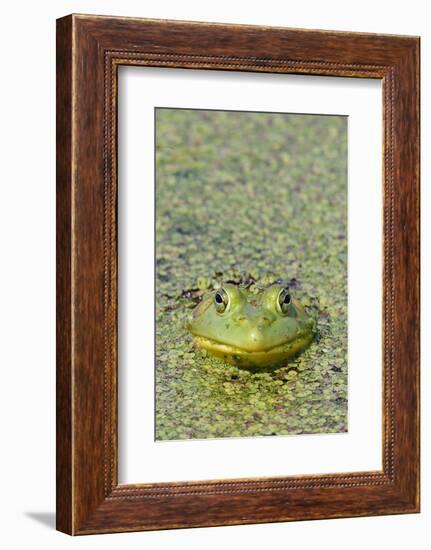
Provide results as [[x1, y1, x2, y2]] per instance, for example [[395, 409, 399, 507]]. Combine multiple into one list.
[[186, 284, 316, 368]]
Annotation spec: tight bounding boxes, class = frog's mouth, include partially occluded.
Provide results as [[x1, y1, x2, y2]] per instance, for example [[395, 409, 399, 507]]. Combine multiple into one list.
[[192, 335, 292, 356], [191, 332, 314, 367]]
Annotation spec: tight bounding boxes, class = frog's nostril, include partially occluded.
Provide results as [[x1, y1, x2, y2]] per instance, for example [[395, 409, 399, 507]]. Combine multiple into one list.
[[236, 316, 247, 323], [260, 316, 274, 325]]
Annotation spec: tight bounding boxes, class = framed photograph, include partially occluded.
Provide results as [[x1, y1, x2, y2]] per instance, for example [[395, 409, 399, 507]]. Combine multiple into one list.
[[56, 14, 420, 535]]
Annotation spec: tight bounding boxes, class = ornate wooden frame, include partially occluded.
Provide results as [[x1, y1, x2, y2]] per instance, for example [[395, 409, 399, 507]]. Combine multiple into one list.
[[56, 14, 420, 535]]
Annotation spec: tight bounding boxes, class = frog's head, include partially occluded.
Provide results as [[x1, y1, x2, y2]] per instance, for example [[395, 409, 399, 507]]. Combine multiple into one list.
[[186, 284, 316, 368]]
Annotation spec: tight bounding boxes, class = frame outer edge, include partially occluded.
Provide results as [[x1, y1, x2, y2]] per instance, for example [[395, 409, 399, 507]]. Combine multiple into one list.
[[392, 38, 420, 510], [56, 14, 74, 535]]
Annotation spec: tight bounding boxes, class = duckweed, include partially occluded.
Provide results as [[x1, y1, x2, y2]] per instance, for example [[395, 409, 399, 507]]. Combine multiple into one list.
[[155, 108, 348, 440]]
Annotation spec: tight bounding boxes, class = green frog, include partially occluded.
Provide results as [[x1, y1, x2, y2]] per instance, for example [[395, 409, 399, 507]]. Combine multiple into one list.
[[186, 283, 317, 368]]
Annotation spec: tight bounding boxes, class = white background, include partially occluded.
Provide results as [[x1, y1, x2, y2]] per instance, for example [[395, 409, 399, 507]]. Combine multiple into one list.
[[0, 1, 428, 549], [119, 68, 382, 483]]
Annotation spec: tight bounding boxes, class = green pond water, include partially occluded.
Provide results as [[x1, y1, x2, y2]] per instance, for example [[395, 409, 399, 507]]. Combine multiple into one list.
[[155, 108, 348, 440]]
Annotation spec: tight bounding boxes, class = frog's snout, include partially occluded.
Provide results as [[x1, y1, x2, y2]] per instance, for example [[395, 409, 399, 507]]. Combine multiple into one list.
[[259, 315, 276, 326], [234, 311, 276, 327]]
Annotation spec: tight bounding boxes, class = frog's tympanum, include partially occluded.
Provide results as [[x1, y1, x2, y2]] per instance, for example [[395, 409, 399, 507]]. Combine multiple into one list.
[[186, 284, 316, 368]]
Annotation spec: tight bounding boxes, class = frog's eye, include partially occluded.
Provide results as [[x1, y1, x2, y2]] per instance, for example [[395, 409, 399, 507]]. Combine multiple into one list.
[[214, 288, 229, 314], [277, 288, 291, 315]]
